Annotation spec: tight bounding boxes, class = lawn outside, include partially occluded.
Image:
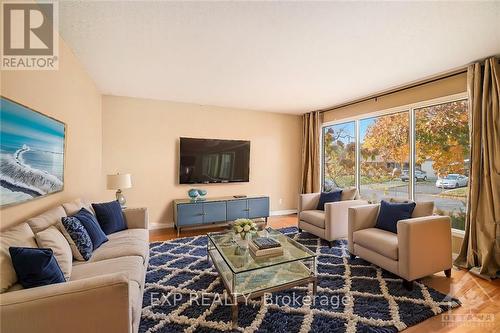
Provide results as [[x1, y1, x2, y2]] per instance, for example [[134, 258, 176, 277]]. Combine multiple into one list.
[[437, 187, 468, 199]]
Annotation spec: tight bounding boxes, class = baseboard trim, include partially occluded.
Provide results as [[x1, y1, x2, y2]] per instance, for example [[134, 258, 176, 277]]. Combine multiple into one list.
[[270, 209, 297, 216], [149, 223, 174, 230]]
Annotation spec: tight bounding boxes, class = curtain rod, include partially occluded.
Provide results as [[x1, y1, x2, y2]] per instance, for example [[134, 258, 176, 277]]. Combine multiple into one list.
[[318, 67, 467, 114]]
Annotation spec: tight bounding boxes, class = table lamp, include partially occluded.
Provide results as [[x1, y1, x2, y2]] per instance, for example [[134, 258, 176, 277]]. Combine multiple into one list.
[[107, 173, 132, 208]]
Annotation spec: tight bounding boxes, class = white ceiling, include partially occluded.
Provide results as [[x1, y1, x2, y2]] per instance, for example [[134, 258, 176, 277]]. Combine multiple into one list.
[[59, 1, 500, 114]]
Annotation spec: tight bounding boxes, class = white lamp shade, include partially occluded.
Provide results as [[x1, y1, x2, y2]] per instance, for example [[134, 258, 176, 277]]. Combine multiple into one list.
[[107, 174, 132, 190]]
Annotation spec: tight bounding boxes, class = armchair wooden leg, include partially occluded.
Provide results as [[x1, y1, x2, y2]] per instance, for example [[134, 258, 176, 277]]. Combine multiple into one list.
[[402, 279, 413, 290], [298, 228, 302, 233], [444, 268, 452, 278], [349, 253, 356, 260]]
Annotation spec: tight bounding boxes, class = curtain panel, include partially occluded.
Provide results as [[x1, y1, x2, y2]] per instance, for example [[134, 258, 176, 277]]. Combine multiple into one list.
[[455, 57, 500, 278], [301, 111, 321, 194]]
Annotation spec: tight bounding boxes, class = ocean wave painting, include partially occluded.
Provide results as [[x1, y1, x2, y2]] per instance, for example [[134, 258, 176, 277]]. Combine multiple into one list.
[[0, 97, 65, 207]]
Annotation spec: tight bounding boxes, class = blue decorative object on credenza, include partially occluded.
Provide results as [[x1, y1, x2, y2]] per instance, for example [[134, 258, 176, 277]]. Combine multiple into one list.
[[187, 188, 207, 201], [174, 195, 270, 236]]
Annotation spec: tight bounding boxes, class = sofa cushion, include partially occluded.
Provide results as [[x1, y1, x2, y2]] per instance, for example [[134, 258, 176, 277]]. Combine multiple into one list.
[[375, 200, 416, 233], [92, 201, 127, 235], [73, 229, 149, 265], [62, 198, 95, 216], [9, 247, 65, 289], [0, 223, 38, 293], [26, 206, 67, 234], [353, 228, 399, 260], [107, 228, 149, 243], [59, 217, 93, 261], [316, 190, 342, 210], [299, 210, 325, 229], [70, 256, 145, 286], [35, 226, 73, 280], [341, 187, 359, 201], [73, 208, 108, 250]]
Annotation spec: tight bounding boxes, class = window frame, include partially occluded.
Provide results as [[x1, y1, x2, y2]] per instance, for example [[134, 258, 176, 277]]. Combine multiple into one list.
[[320, 92, 468, 236]]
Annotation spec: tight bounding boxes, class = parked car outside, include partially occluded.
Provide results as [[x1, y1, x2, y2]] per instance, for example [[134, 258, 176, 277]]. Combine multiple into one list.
[[435, 174, 468, 188], [401, 170, 427, 182]]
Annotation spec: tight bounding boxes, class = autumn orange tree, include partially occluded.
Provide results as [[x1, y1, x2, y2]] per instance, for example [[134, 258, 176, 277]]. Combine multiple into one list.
[[362, 100, 469, 177], [415, 101, 469, 176], [362, 112, 409, 179]]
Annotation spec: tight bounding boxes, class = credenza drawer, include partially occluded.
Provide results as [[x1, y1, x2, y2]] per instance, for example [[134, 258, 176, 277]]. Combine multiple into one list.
[[203, 201, 227, 223], [177, 203, 203, 226]]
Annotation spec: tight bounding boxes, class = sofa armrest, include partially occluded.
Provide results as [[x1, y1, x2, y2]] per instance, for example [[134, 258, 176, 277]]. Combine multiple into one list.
[[298, 193, 320, 212], [397, 215, 452, 281], [0, 273, 130, 333], [123, 207, 149, 229], [347, 204, 380, 253], [324, 199, 369, 240]]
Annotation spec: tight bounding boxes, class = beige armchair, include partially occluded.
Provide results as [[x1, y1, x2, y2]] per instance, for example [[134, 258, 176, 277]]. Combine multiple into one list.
[[347, 202, 452, 289], [298, 189, 368, 246]]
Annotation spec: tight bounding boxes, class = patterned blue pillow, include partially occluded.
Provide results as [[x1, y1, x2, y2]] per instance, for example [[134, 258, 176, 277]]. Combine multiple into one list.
[[60, 216, 93, 261]]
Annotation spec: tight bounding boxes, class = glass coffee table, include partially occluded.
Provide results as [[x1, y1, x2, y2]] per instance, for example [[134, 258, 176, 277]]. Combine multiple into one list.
[[207, 228, 317, 327]]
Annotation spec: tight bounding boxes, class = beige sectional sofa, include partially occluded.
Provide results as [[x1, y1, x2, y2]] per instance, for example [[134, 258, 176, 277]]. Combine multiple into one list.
[[0, 199, 149, 333]]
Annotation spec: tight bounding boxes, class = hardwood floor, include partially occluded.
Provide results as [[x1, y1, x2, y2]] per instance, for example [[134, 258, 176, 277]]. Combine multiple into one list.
[[149, 215, 500, 333]]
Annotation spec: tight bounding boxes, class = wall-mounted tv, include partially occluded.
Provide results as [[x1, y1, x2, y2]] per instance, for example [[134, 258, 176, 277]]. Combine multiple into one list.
[[179, 137, 250, 184]]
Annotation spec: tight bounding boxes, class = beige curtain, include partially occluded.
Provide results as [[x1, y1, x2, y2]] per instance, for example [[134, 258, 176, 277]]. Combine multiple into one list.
[[301, 111, 321, 193], [455, 57, 500, 278]]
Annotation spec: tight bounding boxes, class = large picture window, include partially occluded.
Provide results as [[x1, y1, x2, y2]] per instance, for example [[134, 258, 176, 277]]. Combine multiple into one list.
[[414, 100, 469, 230], [322, 121, 356, 191], [360, 111, 409, 202], [320, 94, 469, 231]]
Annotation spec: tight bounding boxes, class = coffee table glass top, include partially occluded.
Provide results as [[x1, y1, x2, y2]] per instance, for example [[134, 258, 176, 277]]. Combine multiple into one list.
[[207, 228, 316, 274]]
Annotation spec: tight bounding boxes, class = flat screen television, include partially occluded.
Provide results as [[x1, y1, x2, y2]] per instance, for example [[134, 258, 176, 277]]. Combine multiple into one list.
[[179, 137, 250, 184]]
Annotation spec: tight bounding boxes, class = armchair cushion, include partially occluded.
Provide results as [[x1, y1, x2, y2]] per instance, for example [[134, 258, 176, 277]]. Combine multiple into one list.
[[299, 210, 325, 229], [375, 200, 416, 233], [316, 190, 342, 210], [353, 228, 398, 260], [341, 187, 359, 201]]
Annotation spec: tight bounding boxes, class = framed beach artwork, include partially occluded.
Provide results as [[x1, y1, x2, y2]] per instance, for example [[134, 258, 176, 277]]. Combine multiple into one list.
[[0, 97, 66, 207]]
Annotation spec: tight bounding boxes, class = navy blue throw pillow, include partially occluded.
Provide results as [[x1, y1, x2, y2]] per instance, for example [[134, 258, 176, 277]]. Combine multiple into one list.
[[92, 200, 127, 235], [375, 200, 417, 233], [9, 247, 65, 289], [73, 208, 108, 250], [316, 190, 343, 210]]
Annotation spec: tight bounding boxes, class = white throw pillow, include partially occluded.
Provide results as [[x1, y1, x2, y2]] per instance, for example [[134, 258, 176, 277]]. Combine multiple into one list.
[[0, 223, 38, 293], [36, 226, 72, 280]]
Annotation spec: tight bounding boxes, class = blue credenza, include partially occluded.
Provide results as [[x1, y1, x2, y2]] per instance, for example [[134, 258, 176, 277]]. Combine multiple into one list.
[[173, 195, 270, 235]]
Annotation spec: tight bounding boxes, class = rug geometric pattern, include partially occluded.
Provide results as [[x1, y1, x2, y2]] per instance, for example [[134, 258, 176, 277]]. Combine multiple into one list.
[[140, 227, 460, 333]]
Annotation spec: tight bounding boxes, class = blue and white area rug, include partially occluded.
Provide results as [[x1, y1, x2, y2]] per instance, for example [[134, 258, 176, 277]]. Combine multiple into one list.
[[140, 227, 460, 332]]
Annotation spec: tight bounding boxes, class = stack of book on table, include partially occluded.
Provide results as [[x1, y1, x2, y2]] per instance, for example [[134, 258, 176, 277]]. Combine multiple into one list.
[[249, 237, 283, 258]]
